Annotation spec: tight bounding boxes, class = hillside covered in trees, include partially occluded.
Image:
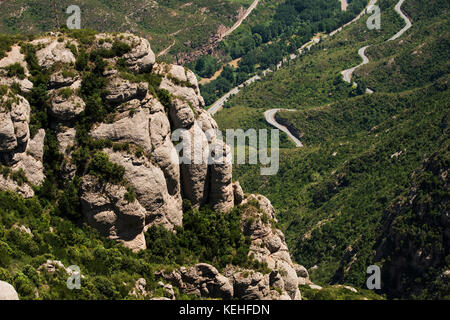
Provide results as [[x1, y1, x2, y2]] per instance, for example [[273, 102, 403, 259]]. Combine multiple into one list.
[[215, 0, 449, 299]]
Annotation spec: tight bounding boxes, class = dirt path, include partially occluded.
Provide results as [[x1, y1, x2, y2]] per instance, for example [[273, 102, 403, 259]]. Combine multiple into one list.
[[222, 0, 260, 39], [199, 58, 241, 85], [157, 39, 176, 58], [341, 0, 349, 11]]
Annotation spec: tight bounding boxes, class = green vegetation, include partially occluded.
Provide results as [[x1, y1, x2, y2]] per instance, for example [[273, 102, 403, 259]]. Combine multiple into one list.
[[198, 0, 373, 106], [0, 191, 263, 299], [186, 55, 221, 78], [299, 285, 384, 300], [4, 62, 25, 79], [215, 0, 450, 299], [87, 152, 125, 184], [145, 201, 268, 272], [0, 0, 254, 60]]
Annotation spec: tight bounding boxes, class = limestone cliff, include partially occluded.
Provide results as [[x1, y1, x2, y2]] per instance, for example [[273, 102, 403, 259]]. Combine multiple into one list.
[[0, 31, 303, 300]]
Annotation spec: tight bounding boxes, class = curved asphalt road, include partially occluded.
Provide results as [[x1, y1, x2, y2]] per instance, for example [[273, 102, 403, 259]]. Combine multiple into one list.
[[266, 0, 412, 148], [341, 45, 370, 83], [389, 0, 412, 41], [264, 109, 303, 148], [341, 0, 412, 85]]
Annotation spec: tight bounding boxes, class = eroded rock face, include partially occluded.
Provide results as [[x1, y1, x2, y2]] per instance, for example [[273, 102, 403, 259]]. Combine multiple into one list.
[[80, 175, 147, 252], [33, 38, 76, 68], [106, 149, 183, 230], [0, 32, 302, 300], [91, 106, 152, 151], [0, 90, 45, 197], [105, 77, 148, 104], [0, 112, 16, 151], [50, 93, 86, 121], [240, 195, 302, 300], [93, 33, 156, 74], [156, 264, 234, 300], [0, 45, 33, 92]]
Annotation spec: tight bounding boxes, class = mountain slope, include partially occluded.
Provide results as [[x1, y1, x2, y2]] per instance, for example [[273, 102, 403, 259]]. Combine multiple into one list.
[[0, 0, 255, 63], [214, 0, 449, 299]]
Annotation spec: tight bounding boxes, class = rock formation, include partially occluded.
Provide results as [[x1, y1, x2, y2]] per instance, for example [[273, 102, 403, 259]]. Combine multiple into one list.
[[0, 31, 305, 300], [0, 281, 19, 300]]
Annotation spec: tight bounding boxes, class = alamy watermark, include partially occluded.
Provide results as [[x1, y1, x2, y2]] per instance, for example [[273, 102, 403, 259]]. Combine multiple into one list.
[[66, 265, 81, 290], [366, 265, 381, 290], [367, 5, 381, 30], [66, 5, 81, 30], [171, 123, 280, 176]]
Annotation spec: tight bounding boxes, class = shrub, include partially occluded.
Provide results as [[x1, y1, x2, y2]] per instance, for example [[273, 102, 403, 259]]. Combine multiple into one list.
[[88, 151, 125, 184], [5, 63, 25, 79]]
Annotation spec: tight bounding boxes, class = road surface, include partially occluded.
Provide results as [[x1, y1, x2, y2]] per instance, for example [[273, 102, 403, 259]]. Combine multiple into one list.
[[207, 75, 261, 115], [341, 46, 370, 83], [264, 109, 303, 148], [340, 0, 412, 89], [222, 0, 260, 38], [207, 0, 380, 115], [389, 0, 412, 41]]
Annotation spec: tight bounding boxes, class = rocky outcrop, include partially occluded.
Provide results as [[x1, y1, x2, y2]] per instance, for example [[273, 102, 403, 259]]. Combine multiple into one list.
[[106, 149, 183, 230], [32, 37, 76, 68], [50, 93, 85, 121], [233, 181, 245, 205], [80, 175, 147, 251], [0, 89, 45, 197], [94, 33, 156, 74], [91, 106, 152, 151], [0, 281, 19, 300], [0, 45, 33, 92], [48, 71, 79, 89], [239, 194, 302, 300], [209, 140, 234, 213], [157, 195, 304, 300], [0, 32, 302, 301], [105, 78, 148, 104], [156, 264, 234, 300], [0, 112, 16, 151], [154, 63, 205, 109]]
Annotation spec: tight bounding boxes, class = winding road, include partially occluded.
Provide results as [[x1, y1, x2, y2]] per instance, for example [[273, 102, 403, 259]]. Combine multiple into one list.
[[208, 0, 412, 148], [389, 0, 412, 41], [341, 45, 370, 83], [266, 0, 412, 148], [264, 109, 303, 147], [341, 0, 412, 86]]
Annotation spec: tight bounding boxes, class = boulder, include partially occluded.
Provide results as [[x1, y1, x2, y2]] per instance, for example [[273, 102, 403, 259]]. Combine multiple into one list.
[[233, 182, 245, 205], [34, 39, 76, 68], [157, 264, 233, 300], [0, 281, 19, 300], [168, 98, 196, 129], [121, 34, 156, 73], [48, 71, 79, 89]]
